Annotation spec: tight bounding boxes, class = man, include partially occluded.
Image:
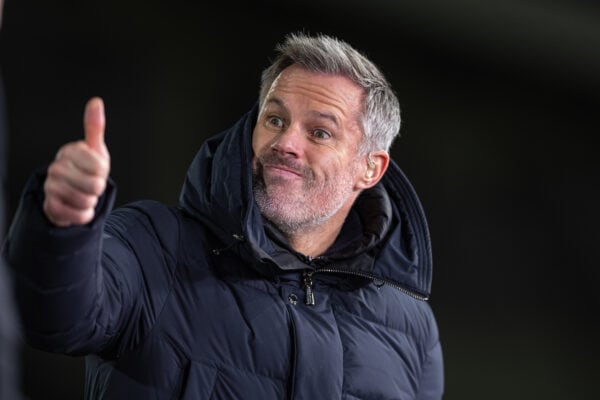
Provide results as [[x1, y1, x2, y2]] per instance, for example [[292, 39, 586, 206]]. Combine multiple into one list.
[[4, 33, 444, 399]]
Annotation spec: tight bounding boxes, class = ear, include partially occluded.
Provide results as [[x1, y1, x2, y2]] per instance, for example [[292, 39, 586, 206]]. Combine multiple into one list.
[[354, 150, 390, 190]]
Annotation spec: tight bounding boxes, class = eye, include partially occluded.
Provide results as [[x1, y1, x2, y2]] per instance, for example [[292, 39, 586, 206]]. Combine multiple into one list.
[[311, 129, 331, 140], [266, 115, 284, 129]]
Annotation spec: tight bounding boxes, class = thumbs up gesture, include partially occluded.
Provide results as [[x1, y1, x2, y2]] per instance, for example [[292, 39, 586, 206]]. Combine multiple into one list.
[[43, 97, 111, 226]]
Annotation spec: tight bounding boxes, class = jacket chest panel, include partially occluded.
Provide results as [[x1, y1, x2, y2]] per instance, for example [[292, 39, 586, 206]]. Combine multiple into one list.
[[330, 286, 432, 399], [333, 305, 422, 399], [156, 273, 293, 378], [143, 263, 428, 399]]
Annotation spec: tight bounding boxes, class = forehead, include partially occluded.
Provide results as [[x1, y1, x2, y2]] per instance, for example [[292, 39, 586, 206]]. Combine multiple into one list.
[[265, 65, 365, 125]]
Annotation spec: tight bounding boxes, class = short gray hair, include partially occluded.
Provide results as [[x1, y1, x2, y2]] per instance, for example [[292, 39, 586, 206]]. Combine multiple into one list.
[[259, 32, 401, 154]]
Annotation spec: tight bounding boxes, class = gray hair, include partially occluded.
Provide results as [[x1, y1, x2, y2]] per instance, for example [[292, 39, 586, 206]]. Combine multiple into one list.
[[259, 32, 401, 154]]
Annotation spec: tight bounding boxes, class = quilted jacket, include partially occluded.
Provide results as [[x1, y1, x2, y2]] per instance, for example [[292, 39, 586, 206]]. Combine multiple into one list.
[[5, 105, 444, 399]]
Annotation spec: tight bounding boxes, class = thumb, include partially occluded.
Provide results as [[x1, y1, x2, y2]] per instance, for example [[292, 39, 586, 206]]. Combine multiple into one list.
[[83, 97, 106, 154]]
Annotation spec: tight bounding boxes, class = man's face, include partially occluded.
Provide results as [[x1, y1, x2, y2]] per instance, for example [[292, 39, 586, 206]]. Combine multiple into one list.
[[252, 65, 366, 234]]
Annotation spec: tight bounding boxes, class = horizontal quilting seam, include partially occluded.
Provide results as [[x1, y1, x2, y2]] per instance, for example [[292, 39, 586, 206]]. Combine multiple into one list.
[[186, 355, 287, 384], [153, 336, 286, 385], [332, 305, 421, 345]]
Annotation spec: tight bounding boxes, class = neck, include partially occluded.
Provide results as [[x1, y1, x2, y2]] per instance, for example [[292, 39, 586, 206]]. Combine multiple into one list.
[[285, 204, 352, 258], [287, 229, 338, 259]]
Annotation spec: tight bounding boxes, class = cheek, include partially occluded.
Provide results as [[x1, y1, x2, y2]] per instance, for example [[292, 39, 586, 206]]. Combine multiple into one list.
[[252, 127, 274, 157], [324, 156, 361, 185], [251, 127, 262, 155], [251, 128, 263, 173], [311, 157, 342, 181]]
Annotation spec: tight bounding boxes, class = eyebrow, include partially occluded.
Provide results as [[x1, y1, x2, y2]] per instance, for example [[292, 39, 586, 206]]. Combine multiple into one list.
[[264, 97, 287, 111], [260, 97, 288, 120], [309, 110, 340, 128], [264, 97, 340, 128]]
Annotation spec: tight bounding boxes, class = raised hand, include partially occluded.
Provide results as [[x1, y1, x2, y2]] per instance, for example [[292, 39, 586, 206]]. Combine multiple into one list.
[[43, 97, 111, 226]]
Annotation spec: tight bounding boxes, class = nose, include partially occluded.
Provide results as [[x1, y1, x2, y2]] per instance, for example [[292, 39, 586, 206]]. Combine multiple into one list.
[[270, 123, 303, 158]]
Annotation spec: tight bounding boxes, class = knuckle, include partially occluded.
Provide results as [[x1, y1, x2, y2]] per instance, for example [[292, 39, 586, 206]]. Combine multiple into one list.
[[56, 142, 77, 158], [43, 197, 61, 219], [73, 140, 88, 152], [91, 177, 107, 195], [84, 194, 98, 209], [89, 150, 110, 175], [43, 178, 53, 194], [44, 184, 58, 199], [47, 162, 62, 178], [54, 145, 68, 160], [91, 162, 105, 177], [76, 208, 94, 225], [44, 176, 67, 199], [98, 158, 111, 176]]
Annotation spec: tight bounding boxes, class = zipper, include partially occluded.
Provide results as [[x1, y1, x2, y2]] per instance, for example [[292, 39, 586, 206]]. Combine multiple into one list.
[[302, 271, 316, 306], [302, 268, 429, 306]]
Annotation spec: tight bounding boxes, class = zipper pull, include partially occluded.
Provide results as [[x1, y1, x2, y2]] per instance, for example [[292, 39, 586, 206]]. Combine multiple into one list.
[[303, 271, 316, 306]]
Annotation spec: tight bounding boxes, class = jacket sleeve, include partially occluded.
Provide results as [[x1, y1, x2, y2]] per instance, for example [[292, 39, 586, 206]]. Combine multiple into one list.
[[3, 169, 178, 357], [415, 339, 444, 400], [415, 307, 444, 400]]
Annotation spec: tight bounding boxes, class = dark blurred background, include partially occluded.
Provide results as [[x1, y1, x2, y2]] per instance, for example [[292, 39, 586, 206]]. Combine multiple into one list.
[[1, 0, 599, 399]]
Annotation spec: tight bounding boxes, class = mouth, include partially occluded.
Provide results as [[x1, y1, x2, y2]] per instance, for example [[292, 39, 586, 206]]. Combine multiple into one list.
[[263, 164, 303, 179]]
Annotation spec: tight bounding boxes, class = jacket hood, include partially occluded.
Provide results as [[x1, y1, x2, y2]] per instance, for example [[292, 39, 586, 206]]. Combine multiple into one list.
[[179, 105, 433, 298]]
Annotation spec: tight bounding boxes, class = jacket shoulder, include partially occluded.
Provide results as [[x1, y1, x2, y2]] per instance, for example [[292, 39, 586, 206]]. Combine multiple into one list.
[[106, 200, 182, 258]]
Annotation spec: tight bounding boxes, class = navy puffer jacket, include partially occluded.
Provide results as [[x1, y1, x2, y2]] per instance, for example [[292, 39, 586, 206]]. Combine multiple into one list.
[[5, 106, 443, 399]]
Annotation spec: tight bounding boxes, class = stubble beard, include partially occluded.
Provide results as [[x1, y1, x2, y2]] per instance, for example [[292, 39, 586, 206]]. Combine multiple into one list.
[[252, 153, 357, 236]]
